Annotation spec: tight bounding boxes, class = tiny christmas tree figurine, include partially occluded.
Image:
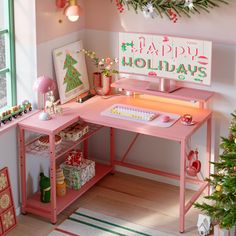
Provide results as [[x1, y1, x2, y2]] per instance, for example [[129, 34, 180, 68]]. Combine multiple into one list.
[[195, 112, 236, 230], [63, 53, 83, 93]]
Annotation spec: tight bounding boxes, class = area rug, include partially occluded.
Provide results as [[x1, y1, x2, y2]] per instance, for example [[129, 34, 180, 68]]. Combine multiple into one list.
[[49, 208, 172, 236]]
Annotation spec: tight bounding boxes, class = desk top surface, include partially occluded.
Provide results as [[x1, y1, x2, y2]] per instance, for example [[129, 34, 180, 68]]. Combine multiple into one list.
[[19, 96, 212, 140]]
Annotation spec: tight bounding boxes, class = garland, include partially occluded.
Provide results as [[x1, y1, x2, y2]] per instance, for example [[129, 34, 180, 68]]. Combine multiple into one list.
[[113, 0, 229, 22]]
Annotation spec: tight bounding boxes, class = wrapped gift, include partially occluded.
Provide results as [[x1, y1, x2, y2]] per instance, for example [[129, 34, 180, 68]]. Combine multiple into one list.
[[61, 164, 81, 190], [61, 159, 95, 190], [60, 121, 89, 141], [81, 123, 89, 135], [214, 225, 235, 236], [79, 159, 96, 185], [65, 150, 83, 166]]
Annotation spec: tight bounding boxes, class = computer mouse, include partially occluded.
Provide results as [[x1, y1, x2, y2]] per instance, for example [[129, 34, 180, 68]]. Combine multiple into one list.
[[161, 115, 170, 123]]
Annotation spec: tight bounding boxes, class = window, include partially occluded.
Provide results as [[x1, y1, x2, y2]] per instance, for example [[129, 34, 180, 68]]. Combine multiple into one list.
[[0, 0, 16, 111]]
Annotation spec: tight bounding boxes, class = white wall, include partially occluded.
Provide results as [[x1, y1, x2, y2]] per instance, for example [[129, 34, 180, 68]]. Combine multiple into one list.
[[0, 129, 19, 214]]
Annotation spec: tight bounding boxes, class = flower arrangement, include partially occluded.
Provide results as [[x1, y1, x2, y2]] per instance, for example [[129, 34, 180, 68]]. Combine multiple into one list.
[[82, 49, 118, 77]]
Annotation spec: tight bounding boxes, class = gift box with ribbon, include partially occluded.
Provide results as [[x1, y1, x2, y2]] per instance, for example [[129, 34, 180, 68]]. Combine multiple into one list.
[[65, 150, 83, 166], [61, 159, 95, 190], [60, 120, 89, 142]]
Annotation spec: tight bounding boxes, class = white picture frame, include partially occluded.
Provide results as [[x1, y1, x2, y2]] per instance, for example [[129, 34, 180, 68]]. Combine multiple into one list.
[[53, 40, 89, 104]]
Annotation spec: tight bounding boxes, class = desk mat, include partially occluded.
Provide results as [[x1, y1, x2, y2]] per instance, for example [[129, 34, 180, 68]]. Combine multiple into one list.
[[101, 104, 180, 128]]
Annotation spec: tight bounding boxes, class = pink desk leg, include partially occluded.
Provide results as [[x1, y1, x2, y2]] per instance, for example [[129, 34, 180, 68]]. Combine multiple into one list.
[[49, 134, 57, 224], [110, 128, 115, 173], [19, 128, 26, 214], [206, 116, 212, 195], [179, 138, 186, 233], [83, 139, 89, 159]]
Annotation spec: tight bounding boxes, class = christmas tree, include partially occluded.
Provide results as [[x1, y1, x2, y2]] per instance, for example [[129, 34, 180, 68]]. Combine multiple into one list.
[[63, 53, 83, 93], [195, 112, 236, 229]]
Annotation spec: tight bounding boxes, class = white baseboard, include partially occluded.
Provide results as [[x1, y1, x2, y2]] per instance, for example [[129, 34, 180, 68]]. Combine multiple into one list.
[[15, 206, 21, 216], [115, 165, 199, 191]]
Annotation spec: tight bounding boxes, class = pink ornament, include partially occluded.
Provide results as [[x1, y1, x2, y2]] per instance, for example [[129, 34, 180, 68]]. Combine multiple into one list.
[[105, 65, 111, 70], [105, 57, 111, 63]]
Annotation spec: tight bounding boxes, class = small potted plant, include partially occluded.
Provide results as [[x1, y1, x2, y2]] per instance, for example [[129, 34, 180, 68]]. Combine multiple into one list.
[[195, 112, 236, 236], [82, 49, 118, 95]]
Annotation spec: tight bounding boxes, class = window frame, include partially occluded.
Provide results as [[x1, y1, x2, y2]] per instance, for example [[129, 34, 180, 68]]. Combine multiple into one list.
[[0, 0, 16, 111]]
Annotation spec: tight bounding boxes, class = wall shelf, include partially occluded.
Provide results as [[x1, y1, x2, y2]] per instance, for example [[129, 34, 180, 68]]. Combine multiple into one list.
[[111, 78, 214, 106]]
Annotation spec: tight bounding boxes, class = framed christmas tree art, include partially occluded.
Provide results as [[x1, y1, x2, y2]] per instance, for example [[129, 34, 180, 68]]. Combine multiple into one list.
[[53, 40, 89, 104]]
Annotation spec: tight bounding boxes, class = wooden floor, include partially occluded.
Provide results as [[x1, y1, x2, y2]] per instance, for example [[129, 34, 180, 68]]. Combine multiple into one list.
[[8, 172, 206, 236]]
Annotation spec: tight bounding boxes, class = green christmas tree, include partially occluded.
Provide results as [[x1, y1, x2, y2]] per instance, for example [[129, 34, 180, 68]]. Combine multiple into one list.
[[63, 53, 83, 93], [195, 112, 236, 229]]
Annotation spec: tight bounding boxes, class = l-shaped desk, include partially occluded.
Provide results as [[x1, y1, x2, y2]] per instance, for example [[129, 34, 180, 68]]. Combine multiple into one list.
[[63, 88, 212, 233], [18, 78, 213, 233]]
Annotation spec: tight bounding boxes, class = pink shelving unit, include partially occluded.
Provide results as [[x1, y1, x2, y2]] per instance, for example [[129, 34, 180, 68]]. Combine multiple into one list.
[[18, 113, 113, 224]]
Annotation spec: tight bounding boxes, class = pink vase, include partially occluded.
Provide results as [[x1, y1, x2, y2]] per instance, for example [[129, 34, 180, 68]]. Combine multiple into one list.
[[95, 75, 112, 96], [93, 72, 101, 88]]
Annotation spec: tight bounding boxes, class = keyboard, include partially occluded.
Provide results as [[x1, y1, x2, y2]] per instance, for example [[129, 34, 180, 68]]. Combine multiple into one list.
[[110, 105, 158, 122], [101, 104, 181, 128]]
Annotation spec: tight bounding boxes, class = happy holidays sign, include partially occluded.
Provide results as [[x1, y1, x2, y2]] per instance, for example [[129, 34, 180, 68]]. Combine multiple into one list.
[[119, 32, 212, 85]]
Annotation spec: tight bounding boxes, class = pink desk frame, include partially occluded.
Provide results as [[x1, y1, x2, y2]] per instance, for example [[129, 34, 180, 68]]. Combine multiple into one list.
[[63, 94, 212, 233]]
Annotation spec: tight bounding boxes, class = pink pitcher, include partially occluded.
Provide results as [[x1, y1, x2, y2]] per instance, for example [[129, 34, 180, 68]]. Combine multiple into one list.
[[95, 74, 112, 96]]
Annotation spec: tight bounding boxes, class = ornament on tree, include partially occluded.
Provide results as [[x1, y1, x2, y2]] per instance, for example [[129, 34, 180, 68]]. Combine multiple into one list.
[[233, 166, 236, 172], [142, 2, 156, 18], [63, 53, 83, 93], [215, 185, 222, 192], [184, 0, 194, 10], [228, 133, 234, 141], [167, 9, 177, 23], [115, 0, 124, 13]]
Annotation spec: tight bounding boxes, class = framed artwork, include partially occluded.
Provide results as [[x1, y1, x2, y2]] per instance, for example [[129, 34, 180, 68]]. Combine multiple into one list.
[[0, 167, 17, 235], [53, 40, 89, 104]]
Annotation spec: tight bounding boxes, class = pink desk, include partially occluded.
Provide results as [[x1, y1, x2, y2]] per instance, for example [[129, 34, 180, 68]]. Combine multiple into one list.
[[63, 95, 212, 233]]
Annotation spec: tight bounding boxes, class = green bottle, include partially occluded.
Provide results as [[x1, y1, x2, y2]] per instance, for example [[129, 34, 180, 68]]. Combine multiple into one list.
[[39, 172, 51, 203]]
